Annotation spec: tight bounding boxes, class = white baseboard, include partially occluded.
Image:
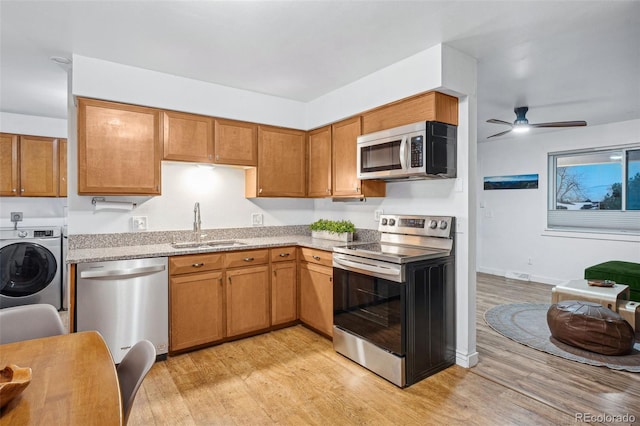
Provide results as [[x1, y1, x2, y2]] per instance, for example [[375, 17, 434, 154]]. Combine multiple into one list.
[[456, 350, 479, 368], [477, 266, 562, 286]]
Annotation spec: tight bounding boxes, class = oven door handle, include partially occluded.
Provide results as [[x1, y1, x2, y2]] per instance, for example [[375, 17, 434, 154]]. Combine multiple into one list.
[[333, 256, 401, 278]]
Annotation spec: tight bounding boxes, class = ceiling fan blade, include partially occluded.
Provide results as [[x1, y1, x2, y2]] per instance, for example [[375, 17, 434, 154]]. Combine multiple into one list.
[[487, 129, 513, 139], [486, 119, 513, 126], [530, 121, 587, 128]]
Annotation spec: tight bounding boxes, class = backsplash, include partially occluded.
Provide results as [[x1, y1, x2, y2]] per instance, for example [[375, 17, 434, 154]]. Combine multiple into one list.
[[69, 225, 379, 249]]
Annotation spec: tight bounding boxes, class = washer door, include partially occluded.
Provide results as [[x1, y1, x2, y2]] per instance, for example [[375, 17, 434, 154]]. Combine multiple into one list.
[[0, 242, 57, 297]]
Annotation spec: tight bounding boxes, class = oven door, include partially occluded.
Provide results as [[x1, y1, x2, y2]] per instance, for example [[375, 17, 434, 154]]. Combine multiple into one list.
[[333, 261, 406, 356]]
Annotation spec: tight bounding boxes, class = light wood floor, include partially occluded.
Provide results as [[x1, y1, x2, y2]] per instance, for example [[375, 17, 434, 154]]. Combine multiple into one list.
[[128, 274, 640, 425]]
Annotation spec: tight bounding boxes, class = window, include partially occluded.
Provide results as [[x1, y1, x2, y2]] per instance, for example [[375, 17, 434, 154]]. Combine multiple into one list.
[[548, 145, 640, 233]]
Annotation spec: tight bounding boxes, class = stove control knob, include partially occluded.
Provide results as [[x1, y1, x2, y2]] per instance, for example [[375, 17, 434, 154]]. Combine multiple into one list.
[[388, 219, 396, 226], [438, 220, 448, 230], [381, 218, 388, 225], [429, 220, 438, 229], [18, 230, 28, 238]]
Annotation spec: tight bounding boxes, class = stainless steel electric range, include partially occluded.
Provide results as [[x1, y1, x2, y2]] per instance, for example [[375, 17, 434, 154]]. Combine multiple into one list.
[[332, 214, 456, 387]]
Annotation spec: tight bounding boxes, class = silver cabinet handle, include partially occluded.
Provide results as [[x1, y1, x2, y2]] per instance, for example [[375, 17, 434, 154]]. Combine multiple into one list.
[[278, 253, 290, 257], [243, 257, 254, 262], [21, 188, 25, 192], [259, 188, 263, 194], [192, 263, 204, 268], [12, 188, 16, 192], [79, 264, 166, 279], [215, 154, 220, 161], [312, 255, 321, 261]]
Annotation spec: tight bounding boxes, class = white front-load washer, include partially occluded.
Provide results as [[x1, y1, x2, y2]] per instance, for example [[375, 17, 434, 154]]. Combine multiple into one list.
[[0, 227, 62, 310]]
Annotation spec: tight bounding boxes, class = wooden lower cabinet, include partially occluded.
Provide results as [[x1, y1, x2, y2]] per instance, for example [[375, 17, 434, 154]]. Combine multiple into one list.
[[226, 265, 270, 337], [170, 271, 224, 352], [299, 261, 333, 337], [272, 261, 297, 325]]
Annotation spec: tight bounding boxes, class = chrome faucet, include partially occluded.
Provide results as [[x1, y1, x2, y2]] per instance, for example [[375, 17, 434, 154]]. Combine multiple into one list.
[[193, 202, 202, 239]]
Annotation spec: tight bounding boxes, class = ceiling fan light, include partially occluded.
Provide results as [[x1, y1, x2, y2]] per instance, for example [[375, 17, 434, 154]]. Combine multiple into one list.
[[512, 124, 530, 133]]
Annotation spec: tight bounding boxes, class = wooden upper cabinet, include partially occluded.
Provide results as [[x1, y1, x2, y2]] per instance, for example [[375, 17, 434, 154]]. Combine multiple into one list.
[[214, 119, 258, 166], [20, 136, 58, 197], [361, 91, 458, 134], [77, 98, 162, 195], [58, 139, 67, 197], [245, 125, 306, 198], [163, 111, 213, 163], [332, 117, 385, 198], [0, 133, 19, 196], [307, 126, 332, 197]]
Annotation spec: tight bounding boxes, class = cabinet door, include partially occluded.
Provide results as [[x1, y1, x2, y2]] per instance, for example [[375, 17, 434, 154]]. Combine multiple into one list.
[[361, 91, 458, 134], [20, 136, 58, 197], [299, 262, 333, 337], [0, 133, 19, 196], [214, 118, 258, 166], [252, 125, 306, 197], [77, 98, 161, 195], [170, 271, 224, 351], [332, 116, 362, 197], [272, 261, 297, 325], [58, 139, 67, 197], [307, 126, 332, 197], [226, 265, 270, 337], [163, 111, 213, 163]]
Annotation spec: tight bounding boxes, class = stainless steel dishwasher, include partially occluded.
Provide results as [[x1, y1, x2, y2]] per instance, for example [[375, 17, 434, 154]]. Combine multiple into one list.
[[76, 257, 168, 363]]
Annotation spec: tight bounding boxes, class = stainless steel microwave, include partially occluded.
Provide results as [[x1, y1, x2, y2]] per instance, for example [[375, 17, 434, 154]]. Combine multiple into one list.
[[357, 121, 457, 181]]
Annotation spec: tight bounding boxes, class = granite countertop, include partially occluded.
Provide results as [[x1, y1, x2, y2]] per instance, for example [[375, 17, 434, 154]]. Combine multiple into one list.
[[67, 235, 349, 264]]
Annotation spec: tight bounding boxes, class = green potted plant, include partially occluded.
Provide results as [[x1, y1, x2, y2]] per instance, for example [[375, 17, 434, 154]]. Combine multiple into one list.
[[310, 219, 355, 242]]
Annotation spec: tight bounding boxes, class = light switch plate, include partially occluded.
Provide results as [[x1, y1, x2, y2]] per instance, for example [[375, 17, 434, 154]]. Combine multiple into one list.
[[251, 213, 263, 226], [374, 209, 383, 222]]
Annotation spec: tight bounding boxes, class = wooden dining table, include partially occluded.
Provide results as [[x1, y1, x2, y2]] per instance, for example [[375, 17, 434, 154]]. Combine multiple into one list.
[[0, 331, 122, 425]]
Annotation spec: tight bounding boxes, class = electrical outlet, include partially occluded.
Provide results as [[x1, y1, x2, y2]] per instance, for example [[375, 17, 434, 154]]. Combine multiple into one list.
[[374, 209, 383, 221], [251, 213, 263, 226], [131, 216, 148, 231], [10, 212, 23, 222]]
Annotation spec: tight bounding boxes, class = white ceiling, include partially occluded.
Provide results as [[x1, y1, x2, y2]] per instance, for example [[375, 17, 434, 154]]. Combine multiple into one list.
[[1, 1, 639, 141]]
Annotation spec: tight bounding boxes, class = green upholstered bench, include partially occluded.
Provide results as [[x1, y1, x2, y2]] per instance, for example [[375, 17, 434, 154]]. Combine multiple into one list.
[[585, 261, 640, 301]]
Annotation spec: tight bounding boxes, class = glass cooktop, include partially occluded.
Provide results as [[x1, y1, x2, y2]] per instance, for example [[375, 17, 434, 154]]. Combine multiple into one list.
[[333, 242, 450, 264]]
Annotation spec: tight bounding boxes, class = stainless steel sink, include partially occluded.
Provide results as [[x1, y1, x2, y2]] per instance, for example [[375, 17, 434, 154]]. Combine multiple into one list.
[[171, 240, 246, 249]]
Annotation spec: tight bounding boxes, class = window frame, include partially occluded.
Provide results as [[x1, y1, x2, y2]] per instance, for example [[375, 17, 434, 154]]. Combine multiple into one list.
[[547, 143, 640, 235]]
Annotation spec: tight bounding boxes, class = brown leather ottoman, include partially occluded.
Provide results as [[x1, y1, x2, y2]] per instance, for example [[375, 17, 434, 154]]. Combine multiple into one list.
[[547, 300, 635, 356]]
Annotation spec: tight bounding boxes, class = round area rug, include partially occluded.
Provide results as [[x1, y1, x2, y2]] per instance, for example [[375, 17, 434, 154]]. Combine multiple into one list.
[[484, 303, 640, 373]]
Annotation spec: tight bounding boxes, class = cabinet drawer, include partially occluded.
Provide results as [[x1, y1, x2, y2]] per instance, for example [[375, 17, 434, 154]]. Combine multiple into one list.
[[270, 246, 297, 263], [224, 249, 269, 268], [299, 247, 333, 267], [170, 253, 224, 275]]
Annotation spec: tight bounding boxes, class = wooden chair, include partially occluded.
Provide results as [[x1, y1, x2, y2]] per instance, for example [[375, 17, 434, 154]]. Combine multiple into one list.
[[117, 340, 156, 424], [0, 304, 65, 344]]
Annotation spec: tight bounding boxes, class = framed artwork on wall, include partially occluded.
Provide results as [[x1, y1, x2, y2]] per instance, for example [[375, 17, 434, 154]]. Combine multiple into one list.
[[484, 174, 539, 190]]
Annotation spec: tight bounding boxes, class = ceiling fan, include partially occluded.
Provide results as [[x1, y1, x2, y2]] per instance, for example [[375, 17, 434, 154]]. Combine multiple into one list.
[[486, 106, 587, 138]]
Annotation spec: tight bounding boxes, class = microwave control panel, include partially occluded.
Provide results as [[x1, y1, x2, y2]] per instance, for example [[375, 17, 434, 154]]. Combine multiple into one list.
[[410, 136, 424, 167]]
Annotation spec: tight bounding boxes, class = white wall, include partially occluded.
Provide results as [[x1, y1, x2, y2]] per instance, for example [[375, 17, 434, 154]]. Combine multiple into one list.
[[0, 112, 68, 228], [70, 162, 314, 234], [72, 55, 307, 129], [477, 119, 640, 285], [0, 112, 67, 138]]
